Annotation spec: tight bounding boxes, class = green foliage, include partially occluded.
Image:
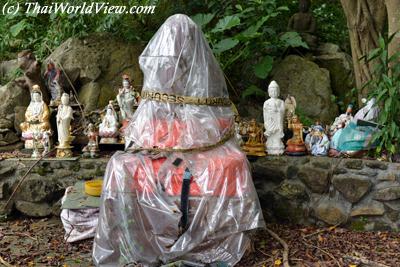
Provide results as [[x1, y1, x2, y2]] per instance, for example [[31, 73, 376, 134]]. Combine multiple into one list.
[[242, 85, 266, 99], [254, 56, 273, 79], [279, 32, 308, 49], [191, 0, 310, 99], [364, 34, 400, 158], [0, 0, 163, 60]]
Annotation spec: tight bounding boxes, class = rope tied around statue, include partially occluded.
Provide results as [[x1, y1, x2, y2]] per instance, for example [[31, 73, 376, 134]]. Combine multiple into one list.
[[125, 89, 236, 154]]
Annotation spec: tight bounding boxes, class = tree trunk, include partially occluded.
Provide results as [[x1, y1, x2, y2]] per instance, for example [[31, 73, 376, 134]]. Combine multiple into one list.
[[340, 0, 387, 100], [385, 0, 400, 59]]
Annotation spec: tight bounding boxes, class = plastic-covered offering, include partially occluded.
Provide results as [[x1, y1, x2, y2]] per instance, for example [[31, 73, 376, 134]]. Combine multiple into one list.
[[92, 14, 265, 267]]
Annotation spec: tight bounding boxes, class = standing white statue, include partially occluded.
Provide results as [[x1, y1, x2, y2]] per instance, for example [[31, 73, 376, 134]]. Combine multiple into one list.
[[116, 74, 139, 121], [99, 101, 119, 143], [263, 80, 285, 155], [56, 93, 74, 157]]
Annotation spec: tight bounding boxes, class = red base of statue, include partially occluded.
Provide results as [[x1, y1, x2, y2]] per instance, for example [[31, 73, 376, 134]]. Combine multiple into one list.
[[286, 142, 307, 156]]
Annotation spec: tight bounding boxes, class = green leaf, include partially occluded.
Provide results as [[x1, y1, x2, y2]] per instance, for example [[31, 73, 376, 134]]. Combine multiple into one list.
[[254, 56, 274, 79], [213, 38, 239, 54], [242, 85, 266, 99], [191, 13, 215, 28], [212, 15, 240, 33], [277, 6, 289, 11], [238, 15, 270, 40], [235, 4, 243, 11], [378, 35, 386, 49], [280, 32, 309, 49], [10, 19, 27, 37], [366, 48, 381, 62]]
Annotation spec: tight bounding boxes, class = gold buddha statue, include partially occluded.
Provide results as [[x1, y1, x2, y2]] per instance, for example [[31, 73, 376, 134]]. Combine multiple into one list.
[[286, 115, 306, 156], [241, 119, 266, 157], [20, 85, 51, 149]]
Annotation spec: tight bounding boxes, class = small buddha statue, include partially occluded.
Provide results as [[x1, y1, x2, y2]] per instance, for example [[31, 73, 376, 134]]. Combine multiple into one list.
[[286, 115, 307, 155], [82, 123, 99, 158], [241, 119, 266, 157], [20, 85, 51, 149], [56, 93, 74, 157], [287, 0, 318, 50], [99, 101, 119, 144], [264, 81, 285, 155], [116, 74, 139, 122]]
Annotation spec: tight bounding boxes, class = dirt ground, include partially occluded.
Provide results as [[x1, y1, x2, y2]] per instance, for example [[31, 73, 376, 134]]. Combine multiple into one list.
[[0, 217, 399, 267]]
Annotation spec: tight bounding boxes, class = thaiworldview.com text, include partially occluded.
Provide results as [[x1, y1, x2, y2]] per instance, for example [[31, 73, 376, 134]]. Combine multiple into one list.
[[2, 2, 156, 16]]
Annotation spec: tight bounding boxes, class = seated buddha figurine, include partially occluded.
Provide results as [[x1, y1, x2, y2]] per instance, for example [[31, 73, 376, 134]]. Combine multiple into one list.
[[99, 101, 119, 144], [287, 0, 318, 50], [286, 115, 306, 156], [20, 85, 51, 149], [241, 119, 266, 157]]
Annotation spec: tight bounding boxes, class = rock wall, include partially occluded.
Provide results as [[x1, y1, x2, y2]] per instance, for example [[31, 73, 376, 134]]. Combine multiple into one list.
[[0, 158, 108, 217], [1, 156, 400, 232], [253, 156, 400, 231]]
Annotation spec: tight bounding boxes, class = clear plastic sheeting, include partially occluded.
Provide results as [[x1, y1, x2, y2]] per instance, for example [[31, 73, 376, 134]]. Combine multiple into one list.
[[93, 14, 265, 267]]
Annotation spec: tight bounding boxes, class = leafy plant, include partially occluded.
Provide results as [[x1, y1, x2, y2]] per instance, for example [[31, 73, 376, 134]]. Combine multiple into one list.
[[191, 0, 309, 100], [363, 34, 400, 158]]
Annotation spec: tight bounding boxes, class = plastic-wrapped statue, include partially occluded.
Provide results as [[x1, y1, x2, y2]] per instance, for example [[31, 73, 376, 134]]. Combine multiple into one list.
[[330, 104, 353, 135], [116, 74, 139, 121], [20, 85, 51, 149], [56, 93, 74, 157], [99, 101, 119, 143], [82, 123, 99, 158], [93, 14, 265, 267], [306, 125, 329, 156], [263, 80, 285, 155]]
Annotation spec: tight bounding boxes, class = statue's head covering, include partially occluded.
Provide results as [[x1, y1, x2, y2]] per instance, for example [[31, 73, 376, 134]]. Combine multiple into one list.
[[125, 14, 233, 150]]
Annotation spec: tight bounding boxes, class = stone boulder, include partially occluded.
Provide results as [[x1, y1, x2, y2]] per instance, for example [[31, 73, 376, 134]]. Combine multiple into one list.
[[297, 165, 330, 194], [332, 174, 371, 203], [0, 59, 18, 86], [46, 33, 144, 112], [315, 43, 355, 105], [272, 55, 338, 123], [313, 196, 351, 225], [0, 81, 30, 146]]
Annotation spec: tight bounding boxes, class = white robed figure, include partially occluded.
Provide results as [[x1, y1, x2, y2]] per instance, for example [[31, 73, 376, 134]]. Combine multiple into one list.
[[56, 93, 73, 147], [263, 80, 285, 155]]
